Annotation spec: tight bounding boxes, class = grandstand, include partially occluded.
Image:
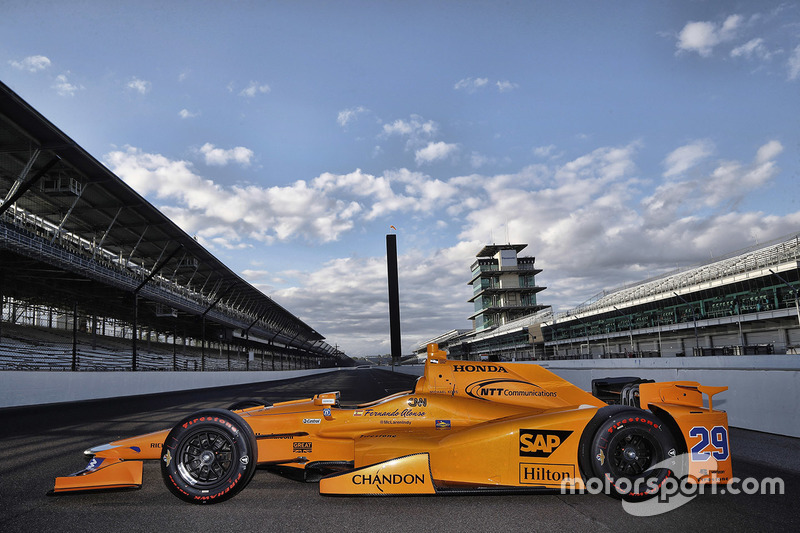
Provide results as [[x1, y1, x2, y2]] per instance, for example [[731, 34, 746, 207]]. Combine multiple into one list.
[[417, 232, 800, 361], [0, 81, 350, 371]]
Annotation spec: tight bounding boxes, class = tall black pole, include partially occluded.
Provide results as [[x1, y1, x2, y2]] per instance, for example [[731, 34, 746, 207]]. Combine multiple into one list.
[[132, 295, 138, 370], [386, 234, 402, 368], [72, 300, 78, 371]]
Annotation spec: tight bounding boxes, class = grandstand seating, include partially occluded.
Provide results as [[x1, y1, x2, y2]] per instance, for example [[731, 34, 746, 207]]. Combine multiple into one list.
[[0, 322, 283, 371]]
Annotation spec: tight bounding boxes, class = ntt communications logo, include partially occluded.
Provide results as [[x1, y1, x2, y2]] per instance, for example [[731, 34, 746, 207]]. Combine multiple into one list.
[[560, 454, 784, 516]]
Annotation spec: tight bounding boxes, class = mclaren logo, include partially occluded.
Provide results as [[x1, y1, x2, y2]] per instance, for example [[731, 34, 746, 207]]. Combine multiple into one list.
[[519, 429, 573, 457]]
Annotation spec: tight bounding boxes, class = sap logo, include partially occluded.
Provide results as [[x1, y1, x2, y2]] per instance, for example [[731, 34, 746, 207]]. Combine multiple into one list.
[[407, 397, 427, 407], [519, 429, 573, 457]]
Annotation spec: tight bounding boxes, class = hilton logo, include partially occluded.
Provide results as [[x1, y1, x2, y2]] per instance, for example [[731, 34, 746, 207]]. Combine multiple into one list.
[[519, 463, 576, 486]]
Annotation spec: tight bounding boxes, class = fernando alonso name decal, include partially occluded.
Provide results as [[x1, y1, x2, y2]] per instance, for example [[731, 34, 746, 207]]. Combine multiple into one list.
[[352, 408, 426, 418]]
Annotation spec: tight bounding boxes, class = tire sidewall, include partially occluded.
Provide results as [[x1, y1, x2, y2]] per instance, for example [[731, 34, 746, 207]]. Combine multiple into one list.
[[588, 411, 676, 500], [161, 409, 257, 504]]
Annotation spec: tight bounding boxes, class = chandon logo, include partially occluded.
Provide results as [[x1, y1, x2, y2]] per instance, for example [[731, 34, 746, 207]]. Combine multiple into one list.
[[351, 473, 427, 492]]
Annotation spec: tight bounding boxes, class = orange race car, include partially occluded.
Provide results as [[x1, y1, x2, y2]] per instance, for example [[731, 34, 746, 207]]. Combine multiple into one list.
[[52, 344, 732, 504]]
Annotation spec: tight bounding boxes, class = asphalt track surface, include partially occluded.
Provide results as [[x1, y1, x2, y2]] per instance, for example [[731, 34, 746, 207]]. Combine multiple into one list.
[[1, 369, 798, 533]]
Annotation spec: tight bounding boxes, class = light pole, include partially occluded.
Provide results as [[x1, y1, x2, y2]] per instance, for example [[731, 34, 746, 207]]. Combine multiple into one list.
[[656, 309, 662, 356], [673, 292, 700, 355], [612, 306, 634, 355], [569, 314, 591, 359]]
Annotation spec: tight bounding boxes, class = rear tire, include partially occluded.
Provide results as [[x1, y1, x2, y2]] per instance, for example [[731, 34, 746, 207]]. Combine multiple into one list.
[[161, 409, 257, 504], [588, 410, 677, 501]]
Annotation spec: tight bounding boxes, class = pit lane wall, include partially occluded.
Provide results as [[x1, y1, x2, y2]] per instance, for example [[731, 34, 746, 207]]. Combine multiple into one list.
[[391, 355, 800, 438], [0, 368, 337, 409]]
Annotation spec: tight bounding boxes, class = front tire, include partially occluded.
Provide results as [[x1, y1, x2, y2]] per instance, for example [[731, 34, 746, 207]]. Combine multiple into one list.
[[588, 411, 677, 501], [161, 409, 257, 504]]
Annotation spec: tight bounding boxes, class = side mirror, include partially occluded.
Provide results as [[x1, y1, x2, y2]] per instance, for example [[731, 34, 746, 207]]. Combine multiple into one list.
[[313, 391, 340, 406]]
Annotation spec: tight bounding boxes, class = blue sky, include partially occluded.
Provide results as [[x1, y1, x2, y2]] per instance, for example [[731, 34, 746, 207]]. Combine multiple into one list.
[[2, 0, 799, 356]]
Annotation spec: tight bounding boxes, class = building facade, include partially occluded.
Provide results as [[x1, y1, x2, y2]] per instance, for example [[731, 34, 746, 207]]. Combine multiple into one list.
[[417, 233, 800, 362], [468, 244, 547, 331]]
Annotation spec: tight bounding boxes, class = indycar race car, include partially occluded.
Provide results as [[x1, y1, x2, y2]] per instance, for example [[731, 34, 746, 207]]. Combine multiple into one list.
[[52, 344, 732, 504]]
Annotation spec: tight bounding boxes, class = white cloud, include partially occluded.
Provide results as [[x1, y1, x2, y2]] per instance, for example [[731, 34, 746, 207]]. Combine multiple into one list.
[[415, 141, 458, 165], [239, 81, 271, 97], [730, 38, 772, 60], [311, 167, 459, 221], [104, 139, 793, 355], [272, 247, 475, 355], [337, 106, 368, 127], [127, 77, 151, 95], [105, 146, 361, 245], [454, 77, 518, 93], [381, 115, 438, 150], [534, 144, 559, 159], [721, 14, 743, 36], [496, 80, 519, 92], [646, 139, 782, 218], [469, 152, 493, 169], [179, 109, 200, 119], [676, 15, 741, 57], [662, 139, 714, 178], [676, 21, 718, 57], [10, 55, 51, 72], [304, 136, 785, 354], [789, 45, 800, 80], [199, 143, 254, 166], [454, 77, 489, 92], [755, 140, 783, 163], [53, 74, 81, 96], [382, 115, 437, 137]]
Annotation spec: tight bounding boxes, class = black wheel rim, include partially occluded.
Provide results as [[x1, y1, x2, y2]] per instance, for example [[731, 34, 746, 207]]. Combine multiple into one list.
[[177, 430, 235, 486], [609, 432, 657, 476]]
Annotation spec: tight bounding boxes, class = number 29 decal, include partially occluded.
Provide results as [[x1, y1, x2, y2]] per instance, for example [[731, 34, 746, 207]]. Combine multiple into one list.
[[689, 425, 729, 462]]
